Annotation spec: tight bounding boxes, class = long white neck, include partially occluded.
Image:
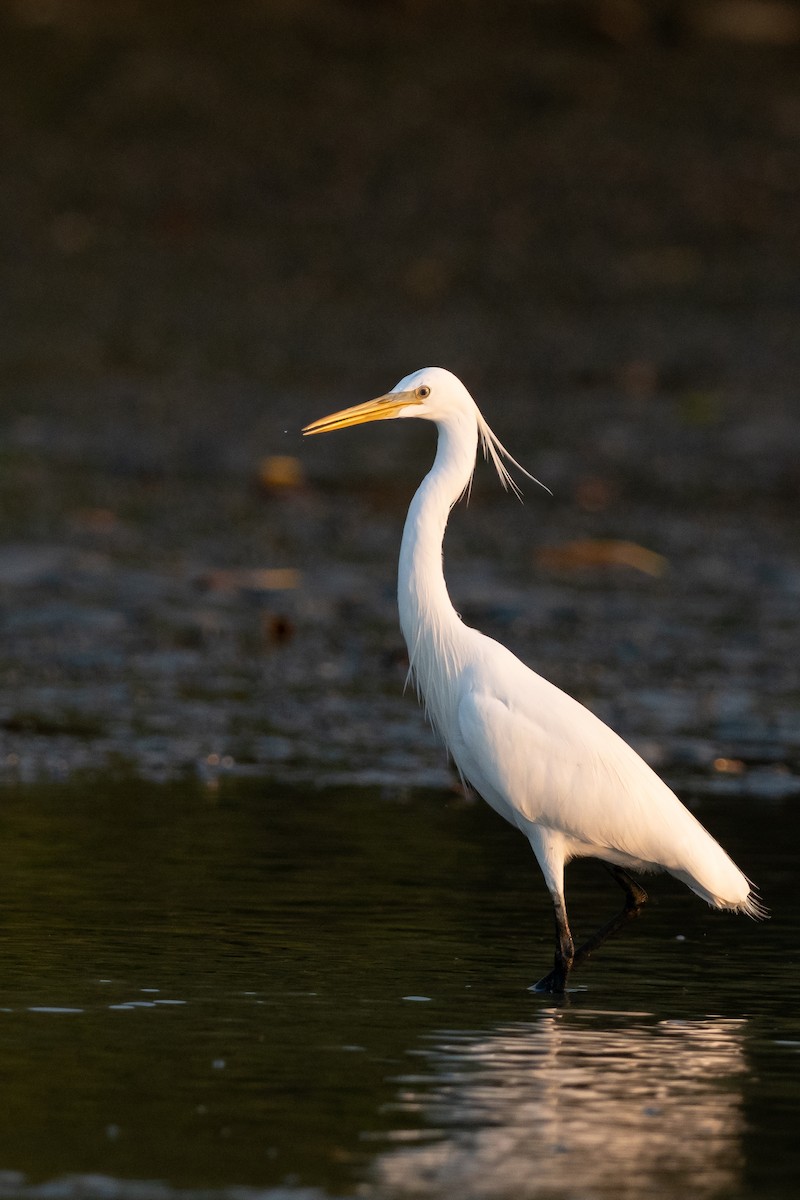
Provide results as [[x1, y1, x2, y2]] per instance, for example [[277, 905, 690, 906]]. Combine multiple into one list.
[[397, 409, 479, 735]]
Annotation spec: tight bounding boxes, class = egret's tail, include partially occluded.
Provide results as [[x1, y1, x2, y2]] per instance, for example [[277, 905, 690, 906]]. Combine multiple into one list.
[[730, 887, 769, 920], [671, 866, 768, 920]]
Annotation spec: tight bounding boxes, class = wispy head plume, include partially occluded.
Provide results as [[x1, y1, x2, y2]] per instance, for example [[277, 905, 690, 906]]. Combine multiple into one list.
[[474, 406, 551, 501]]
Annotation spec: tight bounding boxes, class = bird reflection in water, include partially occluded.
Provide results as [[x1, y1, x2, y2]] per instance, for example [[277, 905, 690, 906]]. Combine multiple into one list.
[[369, 1014, 747, 1199]]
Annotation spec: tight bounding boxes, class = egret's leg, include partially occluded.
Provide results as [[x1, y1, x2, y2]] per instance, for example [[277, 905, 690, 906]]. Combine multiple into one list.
[[610, 864, 648, 910], [526, 827, 574, 994], [532, 893, 574, 993], [531, 865, 647, 992], [569, 865, 648, 971]]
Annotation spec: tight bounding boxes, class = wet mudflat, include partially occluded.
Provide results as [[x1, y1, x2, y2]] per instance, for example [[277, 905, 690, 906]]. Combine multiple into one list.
[[0, 442, 799, 795], [0, 776, 797, 1200]]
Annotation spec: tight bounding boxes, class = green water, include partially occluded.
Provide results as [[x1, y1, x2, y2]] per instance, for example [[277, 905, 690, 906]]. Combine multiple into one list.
[[0, 778, 796, 1199]]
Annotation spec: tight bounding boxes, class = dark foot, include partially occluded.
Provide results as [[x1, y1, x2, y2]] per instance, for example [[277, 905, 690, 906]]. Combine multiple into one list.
[[530, 966, 567, 993]]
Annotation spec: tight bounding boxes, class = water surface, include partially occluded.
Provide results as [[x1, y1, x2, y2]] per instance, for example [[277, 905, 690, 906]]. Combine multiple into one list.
[[0, 778, 796, 1199]]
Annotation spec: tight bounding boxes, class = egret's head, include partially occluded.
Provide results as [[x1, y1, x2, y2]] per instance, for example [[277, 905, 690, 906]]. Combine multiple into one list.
[[301, 366, 467, 436], [302, 367, 546, 498]]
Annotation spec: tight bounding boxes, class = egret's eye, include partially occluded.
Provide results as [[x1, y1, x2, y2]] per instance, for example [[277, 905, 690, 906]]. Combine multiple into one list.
[[416, 385, 431, 400]]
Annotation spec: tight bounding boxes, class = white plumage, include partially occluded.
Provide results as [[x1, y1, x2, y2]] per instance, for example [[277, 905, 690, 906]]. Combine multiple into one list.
[[304, 366, 764, 991]]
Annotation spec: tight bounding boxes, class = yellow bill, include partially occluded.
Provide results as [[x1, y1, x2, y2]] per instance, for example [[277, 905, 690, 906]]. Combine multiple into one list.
[[302, 390, 420, 436]]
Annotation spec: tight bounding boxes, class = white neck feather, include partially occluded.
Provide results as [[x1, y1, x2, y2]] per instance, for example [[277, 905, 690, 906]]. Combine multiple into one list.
[[397, 409, 479, 739]]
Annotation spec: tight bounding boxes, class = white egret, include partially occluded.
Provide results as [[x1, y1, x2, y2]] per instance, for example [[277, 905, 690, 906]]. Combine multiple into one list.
[[303, 367, 764, 992]]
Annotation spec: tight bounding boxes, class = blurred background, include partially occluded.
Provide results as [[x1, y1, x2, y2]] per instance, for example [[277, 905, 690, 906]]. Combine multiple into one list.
[[0, 0, 799, 783]]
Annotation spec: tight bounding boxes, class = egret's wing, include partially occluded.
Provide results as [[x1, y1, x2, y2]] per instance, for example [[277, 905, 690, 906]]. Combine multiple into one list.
[[454, 682, 691, 866], [456, 680, 758, 913]]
